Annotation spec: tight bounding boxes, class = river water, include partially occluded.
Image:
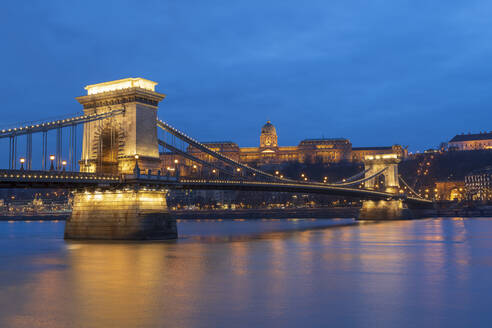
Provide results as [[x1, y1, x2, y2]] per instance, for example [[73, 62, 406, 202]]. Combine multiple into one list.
[[0, 218, 491, 328]]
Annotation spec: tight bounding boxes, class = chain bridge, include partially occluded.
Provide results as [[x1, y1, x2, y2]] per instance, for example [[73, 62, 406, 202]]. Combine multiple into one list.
[[0, 78, 432, 240]]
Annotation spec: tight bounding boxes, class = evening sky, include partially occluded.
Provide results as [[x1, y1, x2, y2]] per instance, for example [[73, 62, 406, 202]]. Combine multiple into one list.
[[2, 1, 492, 152]]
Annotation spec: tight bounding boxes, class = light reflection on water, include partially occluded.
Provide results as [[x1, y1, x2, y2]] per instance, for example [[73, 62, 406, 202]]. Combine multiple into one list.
[[0, 218, 491, 327]]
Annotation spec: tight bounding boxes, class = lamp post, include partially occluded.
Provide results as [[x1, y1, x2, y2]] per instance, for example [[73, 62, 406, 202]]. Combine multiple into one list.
[[174, 159, 179, 178], [133, 154, 140, 175], [19, 158, 25, 170], [62, 160, 67, 172], [49, 155, 55, 171]]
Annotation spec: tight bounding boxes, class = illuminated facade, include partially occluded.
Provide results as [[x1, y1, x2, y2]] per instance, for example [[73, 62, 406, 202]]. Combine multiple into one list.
[[435, 181, 465, 201], [449, 132, 492, 151], [465, 167, 492, 201], [161, 121, 407, 172]]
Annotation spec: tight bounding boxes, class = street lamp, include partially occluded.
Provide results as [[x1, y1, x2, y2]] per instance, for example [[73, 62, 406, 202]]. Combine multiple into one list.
[[62, 160, 67, 172], [49, 155, 55, 171], [174, 159, 179, 177], [133, 154, 140, 175], [19, 158, 25, 170]]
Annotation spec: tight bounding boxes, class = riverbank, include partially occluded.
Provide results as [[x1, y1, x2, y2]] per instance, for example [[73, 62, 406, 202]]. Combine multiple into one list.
[[174, 206, 492, 219], [3, 206, 492, 221], [172, 207, 359, 219], [0, 208, 359, 221], [0, 214, 69, 221]]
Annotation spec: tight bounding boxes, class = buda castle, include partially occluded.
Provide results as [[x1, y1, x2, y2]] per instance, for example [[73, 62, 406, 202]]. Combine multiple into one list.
[[161, 121, 406, 170]]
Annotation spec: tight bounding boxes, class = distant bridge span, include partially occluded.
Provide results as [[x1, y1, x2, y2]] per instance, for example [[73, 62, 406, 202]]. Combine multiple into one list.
[[172, 179, 432, 206]]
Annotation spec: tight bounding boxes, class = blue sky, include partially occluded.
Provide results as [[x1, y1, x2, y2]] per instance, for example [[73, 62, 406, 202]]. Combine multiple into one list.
[[2, 0, 492, 152]]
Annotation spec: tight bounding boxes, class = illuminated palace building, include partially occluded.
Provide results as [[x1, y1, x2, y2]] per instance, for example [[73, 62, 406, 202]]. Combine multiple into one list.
[[448, 131, 492, 150], [161, 121, 406, 174]]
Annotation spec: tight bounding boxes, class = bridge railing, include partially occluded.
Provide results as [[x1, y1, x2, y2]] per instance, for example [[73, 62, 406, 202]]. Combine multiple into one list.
[[0, 108, 125, 139], [0, 169, 121, 185], [0, 108, 127, 172], [157, 119, 285, 182]]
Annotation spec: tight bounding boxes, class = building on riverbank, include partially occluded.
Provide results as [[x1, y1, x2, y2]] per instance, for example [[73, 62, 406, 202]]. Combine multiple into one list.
[[465, 166, 492, 201], [449, 132, 492, 151], [435, 180, 465, 201]]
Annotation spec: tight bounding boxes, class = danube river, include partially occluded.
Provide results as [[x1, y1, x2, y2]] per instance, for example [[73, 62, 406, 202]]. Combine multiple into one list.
[[0, 218, 491, 327]]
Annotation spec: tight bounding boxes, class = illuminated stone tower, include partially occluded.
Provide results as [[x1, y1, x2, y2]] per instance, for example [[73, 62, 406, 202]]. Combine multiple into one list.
[[260, 121, 278, 149], [65, 78, 177, 240], [362, 154, 400, 193], [359, 154, 413, 220], [76, 78, 165, 174]]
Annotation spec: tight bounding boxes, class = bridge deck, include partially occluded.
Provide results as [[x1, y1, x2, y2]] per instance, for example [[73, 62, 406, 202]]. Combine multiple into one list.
[[0, 170, 432, 205]]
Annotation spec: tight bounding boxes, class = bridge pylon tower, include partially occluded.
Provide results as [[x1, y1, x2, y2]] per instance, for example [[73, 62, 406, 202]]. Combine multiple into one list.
[[76, 77, 165, 175], [362, 154, 400, 193], [359, 154, 413, 220]]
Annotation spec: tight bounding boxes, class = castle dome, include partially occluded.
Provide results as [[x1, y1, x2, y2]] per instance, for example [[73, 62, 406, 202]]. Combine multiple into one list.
[[261, 121, 276, 135], [260, 121, 278, 148]]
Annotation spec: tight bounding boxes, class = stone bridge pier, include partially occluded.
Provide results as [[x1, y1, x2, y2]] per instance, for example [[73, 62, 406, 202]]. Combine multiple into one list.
[[359, 154, 414, 220], [64, 78, 177, 240]]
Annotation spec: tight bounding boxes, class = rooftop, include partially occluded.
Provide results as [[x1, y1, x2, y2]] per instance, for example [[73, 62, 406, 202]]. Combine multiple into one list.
[[84, 77, 158, 95], [450, 132, 492, 142], [202, 141, 237, 145], [467, 166, 492, 176], [352, 146, 393, 151], [302, 138, 348, 141], [299, 138, 349, 145]]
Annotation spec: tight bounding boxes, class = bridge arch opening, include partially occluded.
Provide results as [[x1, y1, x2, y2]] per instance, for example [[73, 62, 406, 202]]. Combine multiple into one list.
[[92, 122, 125, 174], [98, 128, 119, 174], [376, 174, 386, 190]]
